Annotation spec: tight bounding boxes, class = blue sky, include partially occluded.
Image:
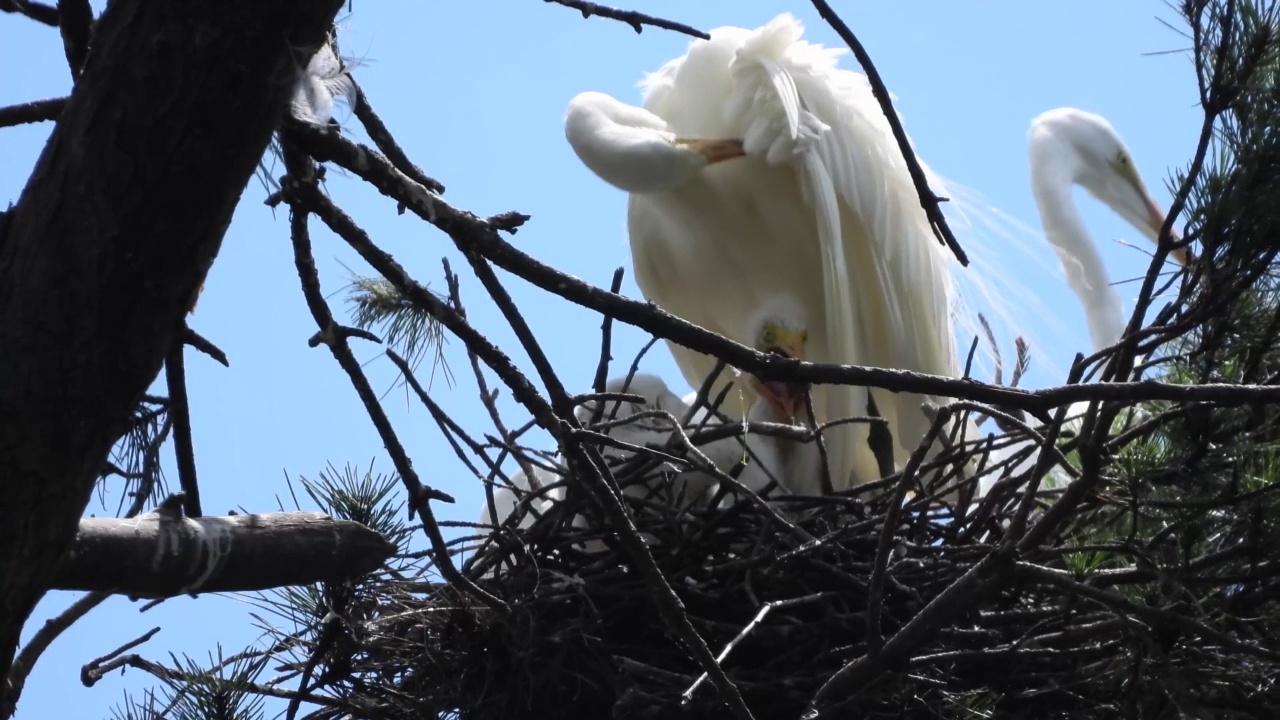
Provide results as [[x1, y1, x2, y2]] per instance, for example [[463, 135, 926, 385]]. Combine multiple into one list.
[[1, 1, 1202, 717]]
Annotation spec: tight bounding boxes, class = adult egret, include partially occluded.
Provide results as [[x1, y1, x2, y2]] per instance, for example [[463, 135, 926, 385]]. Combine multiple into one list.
[[968, 108, 1184, 504], [1028, 108, 1187, 353], [565, 13, 962, 493]]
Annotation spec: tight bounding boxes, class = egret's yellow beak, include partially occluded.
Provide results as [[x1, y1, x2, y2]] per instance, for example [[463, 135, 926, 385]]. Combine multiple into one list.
[[1143, 193, 1189, 266], [675, 138, 747, 164], [754, 327, 810, 421], [766, 328, 807, 364]]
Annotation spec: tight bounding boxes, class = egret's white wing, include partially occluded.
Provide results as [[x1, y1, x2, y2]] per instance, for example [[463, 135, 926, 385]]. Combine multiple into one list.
[[726, 15, 961, 481]]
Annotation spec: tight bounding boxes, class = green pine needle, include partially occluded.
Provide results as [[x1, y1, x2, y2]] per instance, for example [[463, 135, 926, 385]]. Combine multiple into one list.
[[347, 274, 451, 383]]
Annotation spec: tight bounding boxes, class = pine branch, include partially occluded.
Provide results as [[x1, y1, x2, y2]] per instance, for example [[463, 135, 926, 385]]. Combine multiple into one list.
[[347, 274, 449, 376]]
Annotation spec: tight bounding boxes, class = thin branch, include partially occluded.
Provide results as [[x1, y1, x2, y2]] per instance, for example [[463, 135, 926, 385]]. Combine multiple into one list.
[[808, 0, 968, 266], [278, 146, 506, 614], [592, 267, 626, 417], [284, 612, 339, 720], [809, 551, 1010, 718], [543, 0, 708, 39], [866, 406, 952, 654], [80, 627, 161, 685], [164, 339, 202, 518], [682, 592, 833, 702], [350, 83, 445, 194], [384, 348, 499, 488], [5, 592, 108, 716], [1016, 562, 1280, 663], [81, 644, 347, 710], [182, 327, 229, 367], [443, 260, 538, 489], [0, 97, 66, 128]]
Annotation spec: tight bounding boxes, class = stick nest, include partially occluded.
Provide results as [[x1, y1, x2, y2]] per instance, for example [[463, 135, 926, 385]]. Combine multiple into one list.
[[343, 413, 1280, 720]]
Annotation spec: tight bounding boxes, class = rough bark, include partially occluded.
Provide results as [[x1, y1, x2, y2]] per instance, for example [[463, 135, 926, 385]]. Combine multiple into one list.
[[0, 0, 345, 686], [51, 512, 395, 597]]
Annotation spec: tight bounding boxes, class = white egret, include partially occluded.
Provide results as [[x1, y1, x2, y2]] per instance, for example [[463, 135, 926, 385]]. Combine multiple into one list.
[[732, 296, 827, 498], [290, 39, 356, 126], [480, 375, 710, 548], [565, 13, 964, 493], [1028, 107, 1187, 353], [477, 465, 562, 531], [967, 108, 1185, 504], [1028, 110, 1187, 439], [575, 373, 719, 508], [675, 387, 795, 500]]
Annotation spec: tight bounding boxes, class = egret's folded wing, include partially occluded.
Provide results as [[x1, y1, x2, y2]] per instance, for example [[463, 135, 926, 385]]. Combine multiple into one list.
[[801, 30, 960, 460]]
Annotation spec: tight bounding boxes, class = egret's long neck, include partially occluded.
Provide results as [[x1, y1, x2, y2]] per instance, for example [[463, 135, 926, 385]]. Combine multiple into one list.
[[564, 93, 703, 194], [1030, 163, 1126, 353]]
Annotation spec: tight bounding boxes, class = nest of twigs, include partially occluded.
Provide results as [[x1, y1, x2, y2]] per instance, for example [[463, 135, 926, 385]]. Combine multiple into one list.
[[338, 404, 1280, 720]]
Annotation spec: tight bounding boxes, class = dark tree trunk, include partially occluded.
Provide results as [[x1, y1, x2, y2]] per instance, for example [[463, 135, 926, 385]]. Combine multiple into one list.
[[0, 0, 346, 694]]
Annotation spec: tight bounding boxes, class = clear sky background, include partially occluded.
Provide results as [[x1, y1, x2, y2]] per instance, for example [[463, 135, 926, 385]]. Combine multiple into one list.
[[1, 1, 1203, 717]]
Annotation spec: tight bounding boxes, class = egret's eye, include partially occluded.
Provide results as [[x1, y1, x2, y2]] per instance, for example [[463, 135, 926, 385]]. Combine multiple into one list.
[[761, 326, 777, 347]]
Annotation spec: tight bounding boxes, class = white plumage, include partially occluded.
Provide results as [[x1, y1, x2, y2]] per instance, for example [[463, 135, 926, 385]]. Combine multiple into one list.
[[574, 373, 723, 508], [478, 371, 808, 536], [970, 107, 1186, 502], [477, 465, 561, 531], [290, 39, 356, 126], [565, 14, 963, 493], [1028, 107, 1186, 353]]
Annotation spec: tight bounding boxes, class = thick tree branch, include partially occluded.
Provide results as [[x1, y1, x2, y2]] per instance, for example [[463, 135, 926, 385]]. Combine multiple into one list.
[[0, 0, 346, 688], [56, 0, 93, 78], [50, 511, 394, 597], [0, 0, 57, 26]]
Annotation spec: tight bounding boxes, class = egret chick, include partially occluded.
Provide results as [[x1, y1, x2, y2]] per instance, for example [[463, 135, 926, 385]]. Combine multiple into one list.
[[733, 296, 825, 498], [575, 373, 716, 509]]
